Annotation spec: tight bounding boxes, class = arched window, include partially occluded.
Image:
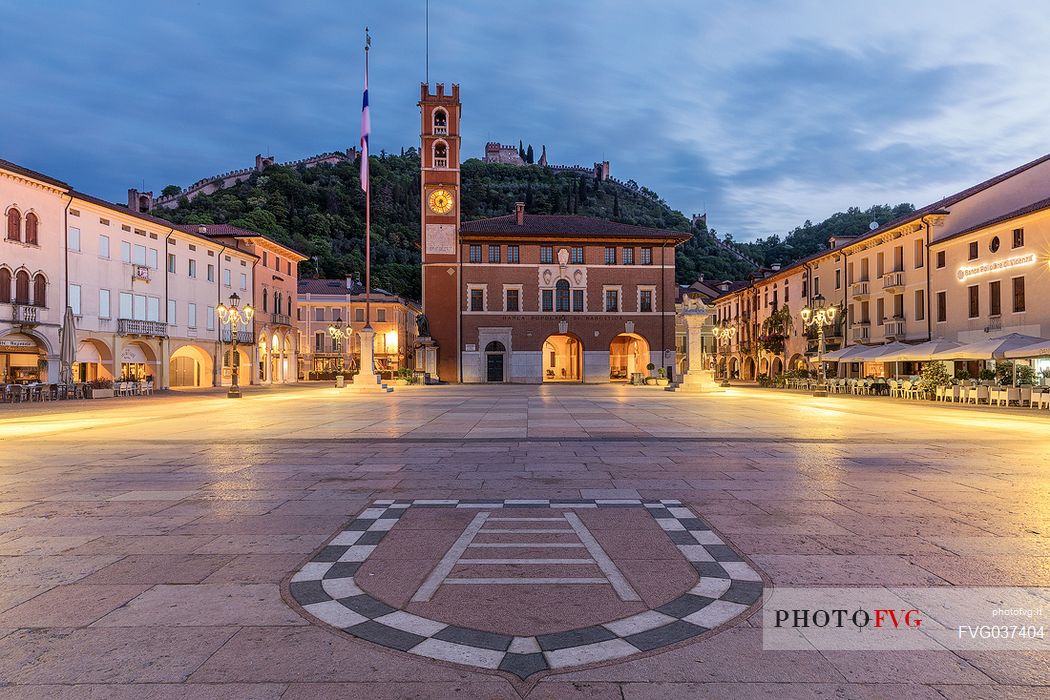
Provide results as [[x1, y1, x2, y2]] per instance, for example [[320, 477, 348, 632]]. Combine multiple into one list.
[[15, 270, 30, 304], [433, 108, 448, 134], [6, 208, 21, 242], [433, 141, 448, 169], [555, 279, 570, 312], [275, 292, 282, 314], [32, 273, 46, 307], [24, 213, 38, 245], [262, 290, 268, 312], [485, 341, 506, 352], [0, 268, 10, 303], [287, 296, 292, 315]]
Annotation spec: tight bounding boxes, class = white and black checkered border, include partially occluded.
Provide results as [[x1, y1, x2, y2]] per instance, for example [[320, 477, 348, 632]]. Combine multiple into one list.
[[288, 499, 763, 680]]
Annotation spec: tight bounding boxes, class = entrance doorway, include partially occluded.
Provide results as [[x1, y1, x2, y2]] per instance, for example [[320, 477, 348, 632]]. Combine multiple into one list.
[[485, 341, 506, 382], [170, 356, 198, 387], [542, 334, 582, 382], [609, 333, 650, 382]]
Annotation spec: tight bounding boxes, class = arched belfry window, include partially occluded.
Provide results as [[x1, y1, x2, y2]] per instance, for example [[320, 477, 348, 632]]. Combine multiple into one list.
[[433, 141, 448, 169], [555, 279, 570, 312], [433, 108, 448, 134], [24, 213, 38, 245], [6, 208, 21, 242]]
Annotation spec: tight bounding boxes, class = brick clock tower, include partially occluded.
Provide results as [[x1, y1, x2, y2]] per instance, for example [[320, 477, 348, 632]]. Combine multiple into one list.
[[419, 83, 461, 382]]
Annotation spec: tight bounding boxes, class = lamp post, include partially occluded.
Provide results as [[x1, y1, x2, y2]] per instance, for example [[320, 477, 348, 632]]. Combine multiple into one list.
[[328, 324, 354, 373], [216, 292, 254, 399], [711, 324, 736, 387], [800, 293, 838, 397]]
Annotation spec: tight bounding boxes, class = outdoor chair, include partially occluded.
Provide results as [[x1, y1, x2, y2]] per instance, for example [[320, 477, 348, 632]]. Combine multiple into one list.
[[990, 387, 1007, 406], [142, 381, 154, 396], [1019, 386, 1033, 408], [1038, 391, 1050, 410]]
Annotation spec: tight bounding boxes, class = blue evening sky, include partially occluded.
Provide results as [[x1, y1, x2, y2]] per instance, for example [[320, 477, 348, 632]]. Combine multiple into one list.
[[2, 1, 1048, 241]]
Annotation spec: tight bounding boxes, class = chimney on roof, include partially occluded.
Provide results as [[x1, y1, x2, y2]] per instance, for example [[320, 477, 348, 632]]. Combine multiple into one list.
[[771, 262, 782, 271], [197, 225, 207, 235], [515, 201, 525, 225]]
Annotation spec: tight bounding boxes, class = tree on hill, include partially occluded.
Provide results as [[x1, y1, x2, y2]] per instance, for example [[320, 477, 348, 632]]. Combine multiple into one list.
[[525, 145, 535, 164]]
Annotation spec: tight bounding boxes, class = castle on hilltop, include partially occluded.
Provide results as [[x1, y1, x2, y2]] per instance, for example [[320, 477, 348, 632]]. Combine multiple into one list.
[[482, 142, 610, 181], [138, 148, 358, 212]]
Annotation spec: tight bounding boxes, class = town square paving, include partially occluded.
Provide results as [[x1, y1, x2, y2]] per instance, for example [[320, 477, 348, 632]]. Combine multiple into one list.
[[0, 383, 1047, 698]]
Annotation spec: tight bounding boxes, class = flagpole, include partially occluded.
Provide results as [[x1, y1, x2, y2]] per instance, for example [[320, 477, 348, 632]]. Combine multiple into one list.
[[364, 27, 371, 331]]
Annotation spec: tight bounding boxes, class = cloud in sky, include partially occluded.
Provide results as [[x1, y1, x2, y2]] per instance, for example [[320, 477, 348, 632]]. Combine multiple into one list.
[[1, 0, 1048, 241]]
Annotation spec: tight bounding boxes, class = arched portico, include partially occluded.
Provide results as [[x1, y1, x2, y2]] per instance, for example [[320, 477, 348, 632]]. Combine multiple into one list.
[[741, 356, 756, 381], [770, 356, 784, 377], [542, 333, 582, 383], [169, 343, 214, 387], [609, 333, 650, 381]]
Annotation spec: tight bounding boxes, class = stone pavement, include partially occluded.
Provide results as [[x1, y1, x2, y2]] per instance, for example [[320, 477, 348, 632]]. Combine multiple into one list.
[[0, 383, 1047, 698]]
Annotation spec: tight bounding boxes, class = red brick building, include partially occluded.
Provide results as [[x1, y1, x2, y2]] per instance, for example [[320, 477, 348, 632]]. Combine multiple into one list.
[[419, 83, 690, 383]]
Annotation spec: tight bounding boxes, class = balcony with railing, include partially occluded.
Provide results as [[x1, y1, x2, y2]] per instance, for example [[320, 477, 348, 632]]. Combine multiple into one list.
[[851, 322, 871, 343], [118, 318, 168, 337], [884, 319, 907, 340], [220, 328, 255, 344], [850, 281, 870, 300], [270, 313, 291, 326], [882, 271, 905, 290], [13, 305, 40, 324]]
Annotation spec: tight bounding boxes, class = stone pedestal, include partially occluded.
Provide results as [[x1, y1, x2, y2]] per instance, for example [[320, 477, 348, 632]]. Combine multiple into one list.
[[667, 298, 723, 393], [347, 327, 393, 393], [415, 337, 439, 384]]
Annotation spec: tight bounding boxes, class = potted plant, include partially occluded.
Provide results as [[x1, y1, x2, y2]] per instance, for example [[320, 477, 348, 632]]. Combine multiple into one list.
[[88, 378, 114, 399], [655, 367, 669, 386], [645, 363, 657, 385], [978, 368, 996, 382], [391, 367, 413, 386], [917, 361, 952, 400]]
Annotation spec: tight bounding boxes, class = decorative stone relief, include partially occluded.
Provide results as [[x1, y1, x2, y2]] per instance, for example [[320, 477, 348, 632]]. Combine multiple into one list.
[[425, 224, 456, 255]]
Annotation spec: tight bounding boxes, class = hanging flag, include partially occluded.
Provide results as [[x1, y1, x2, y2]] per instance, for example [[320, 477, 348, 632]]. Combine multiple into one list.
[[360, 29, 371, 193]]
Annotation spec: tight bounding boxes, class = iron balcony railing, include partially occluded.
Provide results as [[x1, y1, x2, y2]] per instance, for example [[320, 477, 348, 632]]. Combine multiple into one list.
[[220, 328, 255, 344], [270, 313, 291, 326], [118, 318, 168, 337]]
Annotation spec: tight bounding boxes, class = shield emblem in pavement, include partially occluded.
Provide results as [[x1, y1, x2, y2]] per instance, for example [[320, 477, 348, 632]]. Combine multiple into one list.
[[285, 499, 764, 685]]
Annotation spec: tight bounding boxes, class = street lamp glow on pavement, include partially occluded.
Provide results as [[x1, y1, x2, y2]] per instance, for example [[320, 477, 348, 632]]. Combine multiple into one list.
[[216, 292, 254, 399]]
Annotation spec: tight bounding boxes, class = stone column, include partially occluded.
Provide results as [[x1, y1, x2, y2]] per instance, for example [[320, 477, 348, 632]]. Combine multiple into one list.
[[668, 299, 721, 393], [348, 326, 392, 392]]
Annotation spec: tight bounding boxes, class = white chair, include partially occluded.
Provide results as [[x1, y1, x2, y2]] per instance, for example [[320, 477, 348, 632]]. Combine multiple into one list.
[[142, 381, 154, 396], [1038, 391, 1050, 410], [1019, 386, 1033, 408]]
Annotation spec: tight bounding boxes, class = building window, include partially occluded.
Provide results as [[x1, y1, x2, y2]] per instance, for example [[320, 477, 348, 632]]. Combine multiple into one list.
[[604, 247, 615, 265], [1012, 228, 1024, 249], [97, 234, 110, 259], [314, 307, 325, 321], [540, 246, 553, 264], [469, 244, 482, 263], [376, 308, 386, 322], [67, 226, 81, 252], [936, 250, 945, 269], [240, 273, 247, 290], [570, 246, 583, 264], [188, 259, 197, 278], [355, 308, 364, 322], [914, 239, 924, 268], [605, 289, 619, 312], [834, 269, 841, 290], [149, 248, 158, 269], [640, 247, 652, 265], [433, 107, 448, 134], [507, 245, 519, 263], [167, 299, 177, 324], [914, 288, 925, 321], [262, 291, 268, 312], [166, 253, 175, 272], [876, 297, 884, 325], [68, 284, 81, 315], [315, 332, 325, 352], [469, 288, 484, 311], [572, 289, 584, 312], [6, 208, 20, 241], [623, 247, 634, 265], [936, 291, 947, 323], [99, 289, 111, 319], [1013, 276, 1026, 312], [639, 289, 653, 312], [433, 141, 448, 169], [207, 264, 215, 282], [133, 244, 146, 266], [555, 279, 570, 312], [262, 251, 268, 267], [188, 302, 196, 327], [32, 273, 46, 307], [206, 306, 215, 331], [14, 270, 29, 304], [119, 292, 132, 319], [968, 241, 978, 260], [506, 288, 520, 311], [541, 289, 553, 312], [989, 280, 1001, 317], [223, 269, 231, 287], [814, 277, 820, 296], [488, 245, 500, 263], [967, 285, 979, 318], [24, 213, 38, 245]]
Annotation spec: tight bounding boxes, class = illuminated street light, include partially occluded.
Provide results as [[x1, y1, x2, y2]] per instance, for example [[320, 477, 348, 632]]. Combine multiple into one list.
[[800, 293, 838, 397], [216, 292, 254, 399], [327, 324, 353, 376], [711, 324, 736, 387]]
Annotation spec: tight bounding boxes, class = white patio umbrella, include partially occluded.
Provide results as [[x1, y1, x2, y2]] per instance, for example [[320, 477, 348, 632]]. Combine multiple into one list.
[[846, 341, 912, 378], [822, 345, 870, 362], [929, 333, 1050, 360], [1004, 339, 1050, 359], [877, 338, 963, 362], [59, 305, 77, 385]]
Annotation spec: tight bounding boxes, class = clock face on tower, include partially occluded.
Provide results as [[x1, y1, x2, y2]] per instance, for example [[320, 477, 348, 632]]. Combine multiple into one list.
[[428, 188, 455, 215]]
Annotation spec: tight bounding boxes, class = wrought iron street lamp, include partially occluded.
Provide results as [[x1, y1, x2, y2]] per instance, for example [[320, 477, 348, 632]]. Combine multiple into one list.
[[800, 293, 838, 397], [216, 292, 254, 398], [327, 324, 353, 375], [711, 324, 736, 387]]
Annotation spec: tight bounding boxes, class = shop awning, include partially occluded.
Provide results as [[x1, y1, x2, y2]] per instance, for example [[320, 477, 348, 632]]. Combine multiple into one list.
[[822, 345, 871, 362], [929, 333, 1050, 361], [1004, 339, 1050, 359], [847, 341, 912, 362]]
